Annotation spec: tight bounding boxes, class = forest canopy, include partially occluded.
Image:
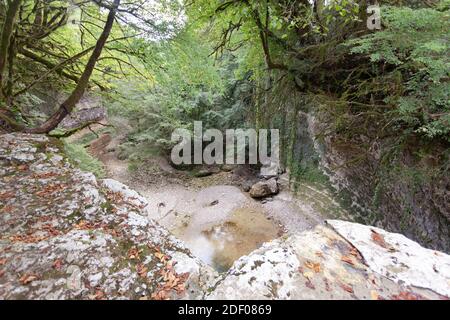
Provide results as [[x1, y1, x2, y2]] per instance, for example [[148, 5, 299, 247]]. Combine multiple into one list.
[[0, 0, 448, 157]]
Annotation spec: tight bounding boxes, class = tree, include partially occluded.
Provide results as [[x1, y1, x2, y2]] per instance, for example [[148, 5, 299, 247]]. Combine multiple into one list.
[[25, 0, 121, 133], [0, 0, 182, 133], [0, 0, 22, 101]]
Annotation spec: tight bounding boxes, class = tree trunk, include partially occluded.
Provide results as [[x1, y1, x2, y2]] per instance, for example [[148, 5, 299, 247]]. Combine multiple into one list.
[[0, 0, 22, 99], [6, 33, 16, 102], [25, 0, 121, 134]]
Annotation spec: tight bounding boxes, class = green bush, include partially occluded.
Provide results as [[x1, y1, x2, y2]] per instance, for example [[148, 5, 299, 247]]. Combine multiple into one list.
[[346, 5, 450, 142], [63, 141, 106, 178]]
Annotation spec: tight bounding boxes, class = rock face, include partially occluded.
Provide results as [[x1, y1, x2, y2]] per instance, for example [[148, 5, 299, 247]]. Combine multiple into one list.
[[292, 111, 450, 253], [208, 221, 450, 300], [59, 107, 107, 130], [1, 133, 449, 300], [328, 220, 450, 298], [249, 178, 279, 198], [0, 134, 216, 300]]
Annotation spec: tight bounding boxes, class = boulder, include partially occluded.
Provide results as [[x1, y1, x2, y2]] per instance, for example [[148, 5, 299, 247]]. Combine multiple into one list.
[[240, 181, 253, 192], [59, 107, 107, 130], [249, 178, 279, 198]]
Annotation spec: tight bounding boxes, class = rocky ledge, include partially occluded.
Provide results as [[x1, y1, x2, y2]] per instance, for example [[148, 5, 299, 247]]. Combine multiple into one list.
[[0, 133, 449, 300], [0, 134, 216, 300]]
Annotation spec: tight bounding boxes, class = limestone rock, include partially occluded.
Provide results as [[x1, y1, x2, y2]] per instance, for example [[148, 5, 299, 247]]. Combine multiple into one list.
[[0, 133, 216, 300], [328, 220, 450, 297], [207, 223, 450, 300], [59, 107, 107, 130], [249, 178, 279, 198]]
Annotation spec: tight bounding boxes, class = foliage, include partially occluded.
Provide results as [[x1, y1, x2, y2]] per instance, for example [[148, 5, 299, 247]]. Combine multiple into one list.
[[0, 0, 183, 131], [1, 0, 448, 192], [346, 6, 450, 142], [290, 162, 330, 189], [63, 141, 106, 178], [105, 28, 253, 157]]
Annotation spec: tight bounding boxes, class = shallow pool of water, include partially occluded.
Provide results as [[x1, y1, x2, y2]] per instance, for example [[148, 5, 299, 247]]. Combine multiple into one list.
[[174, 207, 281, 272]]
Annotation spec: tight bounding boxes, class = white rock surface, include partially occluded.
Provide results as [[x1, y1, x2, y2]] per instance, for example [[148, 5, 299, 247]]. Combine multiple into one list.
[[208, 224, 450, 300], [0, 133, 216, 300], [327, 220, 450, 297]]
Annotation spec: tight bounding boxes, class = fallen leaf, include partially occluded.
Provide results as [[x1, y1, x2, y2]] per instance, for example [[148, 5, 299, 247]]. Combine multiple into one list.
[[165, 278, 179, 289], [106, 191, 124, 205], [305, 261, 321, 273], [162, 269, 176, 282], [151, 289, 170, 300], [95, 290, 105, 300], [371, 229, 389, 249], [165, 260, 174, 271], [341, 255, 355, 266], [154, 252, 167, 262], [17, 164, 28, 171], [1, 205, 13, 213], [36, 184, 66, 197], [0, 258, 7, 266], [155, 252, 164, 259], [391, 291, 425, 300], [89, 289, 106, 300], [19, 274, 38, 285], [127, 247, 140, 260], [74, 220, 87, 229], [178, 272, 190, 282], [42, 224, 60, 237], [0, 269, 5, 278], [52, 259, 63, 270], [136, 263, 148, 278], [9, 233, 48, 244], [174, 283, 186, 294], [33, 172, 58, 179], [339, 282, 354, 294], [0, 191, 14, 200], [349, 247, 360, 258]]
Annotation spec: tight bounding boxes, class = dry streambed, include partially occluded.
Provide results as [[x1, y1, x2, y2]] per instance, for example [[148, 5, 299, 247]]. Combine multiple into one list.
[[88, 132, 352, 272]]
